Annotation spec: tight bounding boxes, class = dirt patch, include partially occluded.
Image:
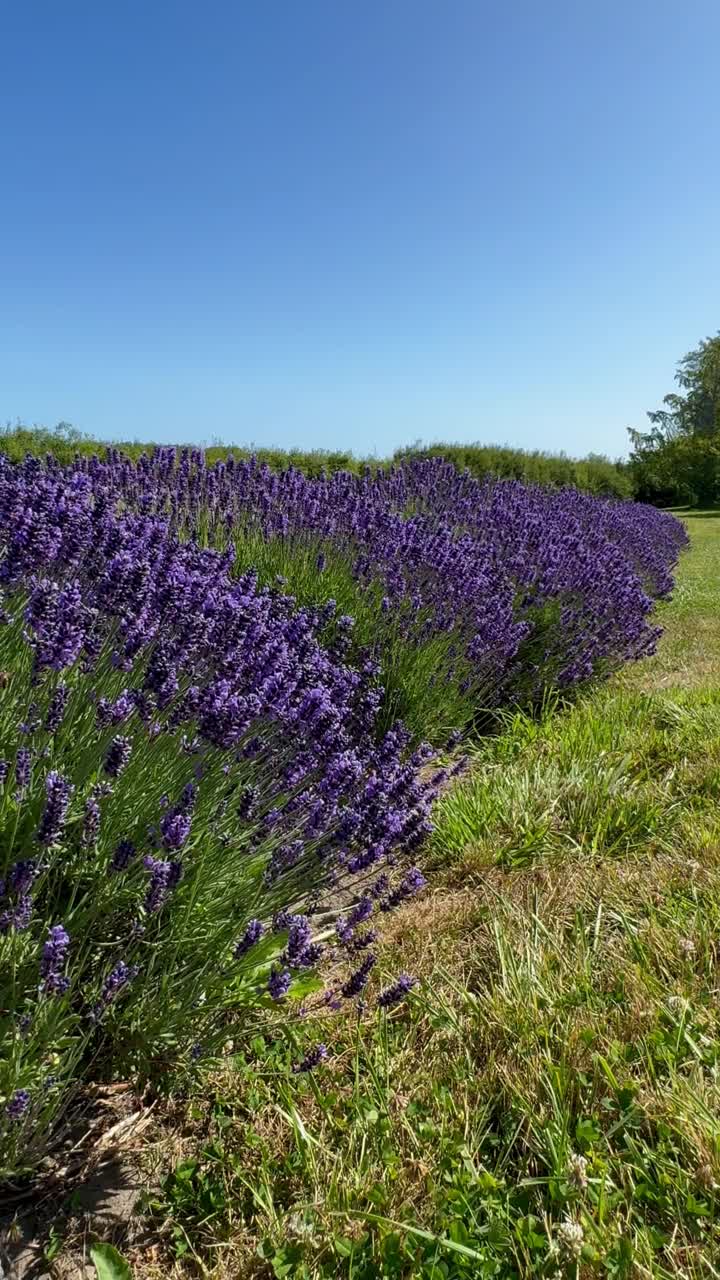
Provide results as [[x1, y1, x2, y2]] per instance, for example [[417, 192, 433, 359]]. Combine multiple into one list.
[[0, 1091, 156, 1280]]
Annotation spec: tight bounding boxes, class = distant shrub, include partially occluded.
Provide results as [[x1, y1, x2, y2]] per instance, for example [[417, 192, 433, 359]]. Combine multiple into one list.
[[394, 442, 633, 499], [630, 434, 720, 507]]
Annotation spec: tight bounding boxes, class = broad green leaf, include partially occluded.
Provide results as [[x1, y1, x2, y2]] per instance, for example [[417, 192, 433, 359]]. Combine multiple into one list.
[[89, 1241, 133, 1280]]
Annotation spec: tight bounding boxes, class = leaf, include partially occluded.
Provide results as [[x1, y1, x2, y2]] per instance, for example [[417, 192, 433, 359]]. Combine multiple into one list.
[[89, 1241, 133, 1280]]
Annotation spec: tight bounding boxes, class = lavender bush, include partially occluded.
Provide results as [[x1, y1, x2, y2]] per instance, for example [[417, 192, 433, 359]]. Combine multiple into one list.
[[53, 449, 687, 739], [0, 450, 686, 1177], [0, 460, 438, 1176]]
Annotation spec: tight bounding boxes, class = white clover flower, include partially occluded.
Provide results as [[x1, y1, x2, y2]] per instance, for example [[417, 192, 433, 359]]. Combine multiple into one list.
[[556, 1216, 584, 1259], [566, 1151, 589, 1190]]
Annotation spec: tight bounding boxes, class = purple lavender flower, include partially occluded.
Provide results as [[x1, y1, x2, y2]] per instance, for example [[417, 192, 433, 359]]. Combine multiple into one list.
[[109, 690, 134, 723], [272, 908, 296, 933], [143, 855, 183, 913], [335, 917, 354, 945], [179, 781, 197, 811], [26, 577, 86, 672], [234, 918, 264, 957], [39, 924, 70, 995], [0, 859, 37, 934], [160, 809, 191, 851], [377, 973, 417, 1008], [45, 683, 69, 733], [341, 954, 376, 999], [15, 746, 32, 791], [104, 734, 132, 778], [347, 895, 373, 928], [280, 916, 322, 962], [7, 860, 37, 895], [267, 966, 292, 1000], [293, 1043, 328, 1073], [282, 915, 313, 966], [6, 1089, 30, 1120], [351, 929, 377, 951], [99, 960, 138, 1005], [110, 839, 136, 872], [0, 891, 33, 934], [82, 795, 101, 845], [0, 759, 7, 786], [381, 868, 427, 912], [36, 771, 73, 845]]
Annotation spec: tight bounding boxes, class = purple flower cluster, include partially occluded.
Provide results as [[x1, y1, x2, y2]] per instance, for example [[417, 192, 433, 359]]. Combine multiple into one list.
[[39, 924, 70, 995], [36, 771, 74, 845], [293, 1042, 328, 1073], [104, 734, 132, 778], [110, 839, 136, 872], [143, 855, 184, 914], [99, 960, 138, 1005], [38, 450, 685, 711], [6, 1088, 30, 1120], [0, 456, 442, 917], [234, 918, 265, 957], [0, 860, 37, 934], [377, 973, 416, 1008]]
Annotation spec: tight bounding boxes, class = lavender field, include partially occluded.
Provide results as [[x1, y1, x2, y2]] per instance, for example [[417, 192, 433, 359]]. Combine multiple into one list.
[[1, 447, 708, 1279]]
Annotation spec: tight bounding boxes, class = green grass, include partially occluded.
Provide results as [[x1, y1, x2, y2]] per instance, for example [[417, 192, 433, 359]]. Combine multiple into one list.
[[620, 511, 720, 691]]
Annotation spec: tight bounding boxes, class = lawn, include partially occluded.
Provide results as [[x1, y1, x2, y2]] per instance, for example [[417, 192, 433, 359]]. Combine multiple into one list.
[[112, 511, 719, 1279]]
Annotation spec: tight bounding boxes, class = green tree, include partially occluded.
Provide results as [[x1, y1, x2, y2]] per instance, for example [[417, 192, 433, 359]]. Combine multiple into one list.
[[629, 333, 720, 505]]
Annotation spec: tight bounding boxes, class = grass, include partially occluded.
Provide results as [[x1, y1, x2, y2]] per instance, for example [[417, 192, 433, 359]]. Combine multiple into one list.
[[13, 511, 720, 1278], [620, 511, 720, 691]]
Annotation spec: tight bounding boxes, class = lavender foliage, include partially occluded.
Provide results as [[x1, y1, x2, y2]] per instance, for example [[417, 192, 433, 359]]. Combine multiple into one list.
[[0, 450, 685, 1173]]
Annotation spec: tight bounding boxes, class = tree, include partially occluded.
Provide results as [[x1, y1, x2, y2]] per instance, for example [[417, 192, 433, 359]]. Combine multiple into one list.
[[629, 332, 720, 505]]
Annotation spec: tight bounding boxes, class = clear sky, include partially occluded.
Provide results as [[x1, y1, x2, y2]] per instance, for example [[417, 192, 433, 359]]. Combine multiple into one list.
[[2, 1, 719, 458]]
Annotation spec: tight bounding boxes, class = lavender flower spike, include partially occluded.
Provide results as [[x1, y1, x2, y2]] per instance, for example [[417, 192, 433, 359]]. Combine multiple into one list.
[[342, 954, 376, 999], [6, 1089, 30, 1120], [36, 771, 74, 846], [104, 734, 132, 778], [377, 973, 417, 1008], [143, 856, 183, 914], [39, 924, 70, 995], [234, 918, 264, 957], [15, 747, 32, 791], [100, 960, 139, 1005], [267, 966, 292, 1000], [293, 1043, 328, 1073], [160, 809, 191, 851]]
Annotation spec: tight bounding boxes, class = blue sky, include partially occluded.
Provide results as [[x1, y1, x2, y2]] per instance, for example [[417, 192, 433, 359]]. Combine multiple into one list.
[[2, 0, 718, 458]]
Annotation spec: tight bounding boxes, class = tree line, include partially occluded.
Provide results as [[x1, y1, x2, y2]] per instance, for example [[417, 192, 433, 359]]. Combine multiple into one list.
[[629, 332, 720, 507]]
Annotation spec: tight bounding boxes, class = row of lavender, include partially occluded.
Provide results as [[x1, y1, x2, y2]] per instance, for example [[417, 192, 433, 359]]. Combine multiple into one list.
[[64, 449, 687, 735], [0, 451, 686, 1174], [0, 457, 443, 1174]]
